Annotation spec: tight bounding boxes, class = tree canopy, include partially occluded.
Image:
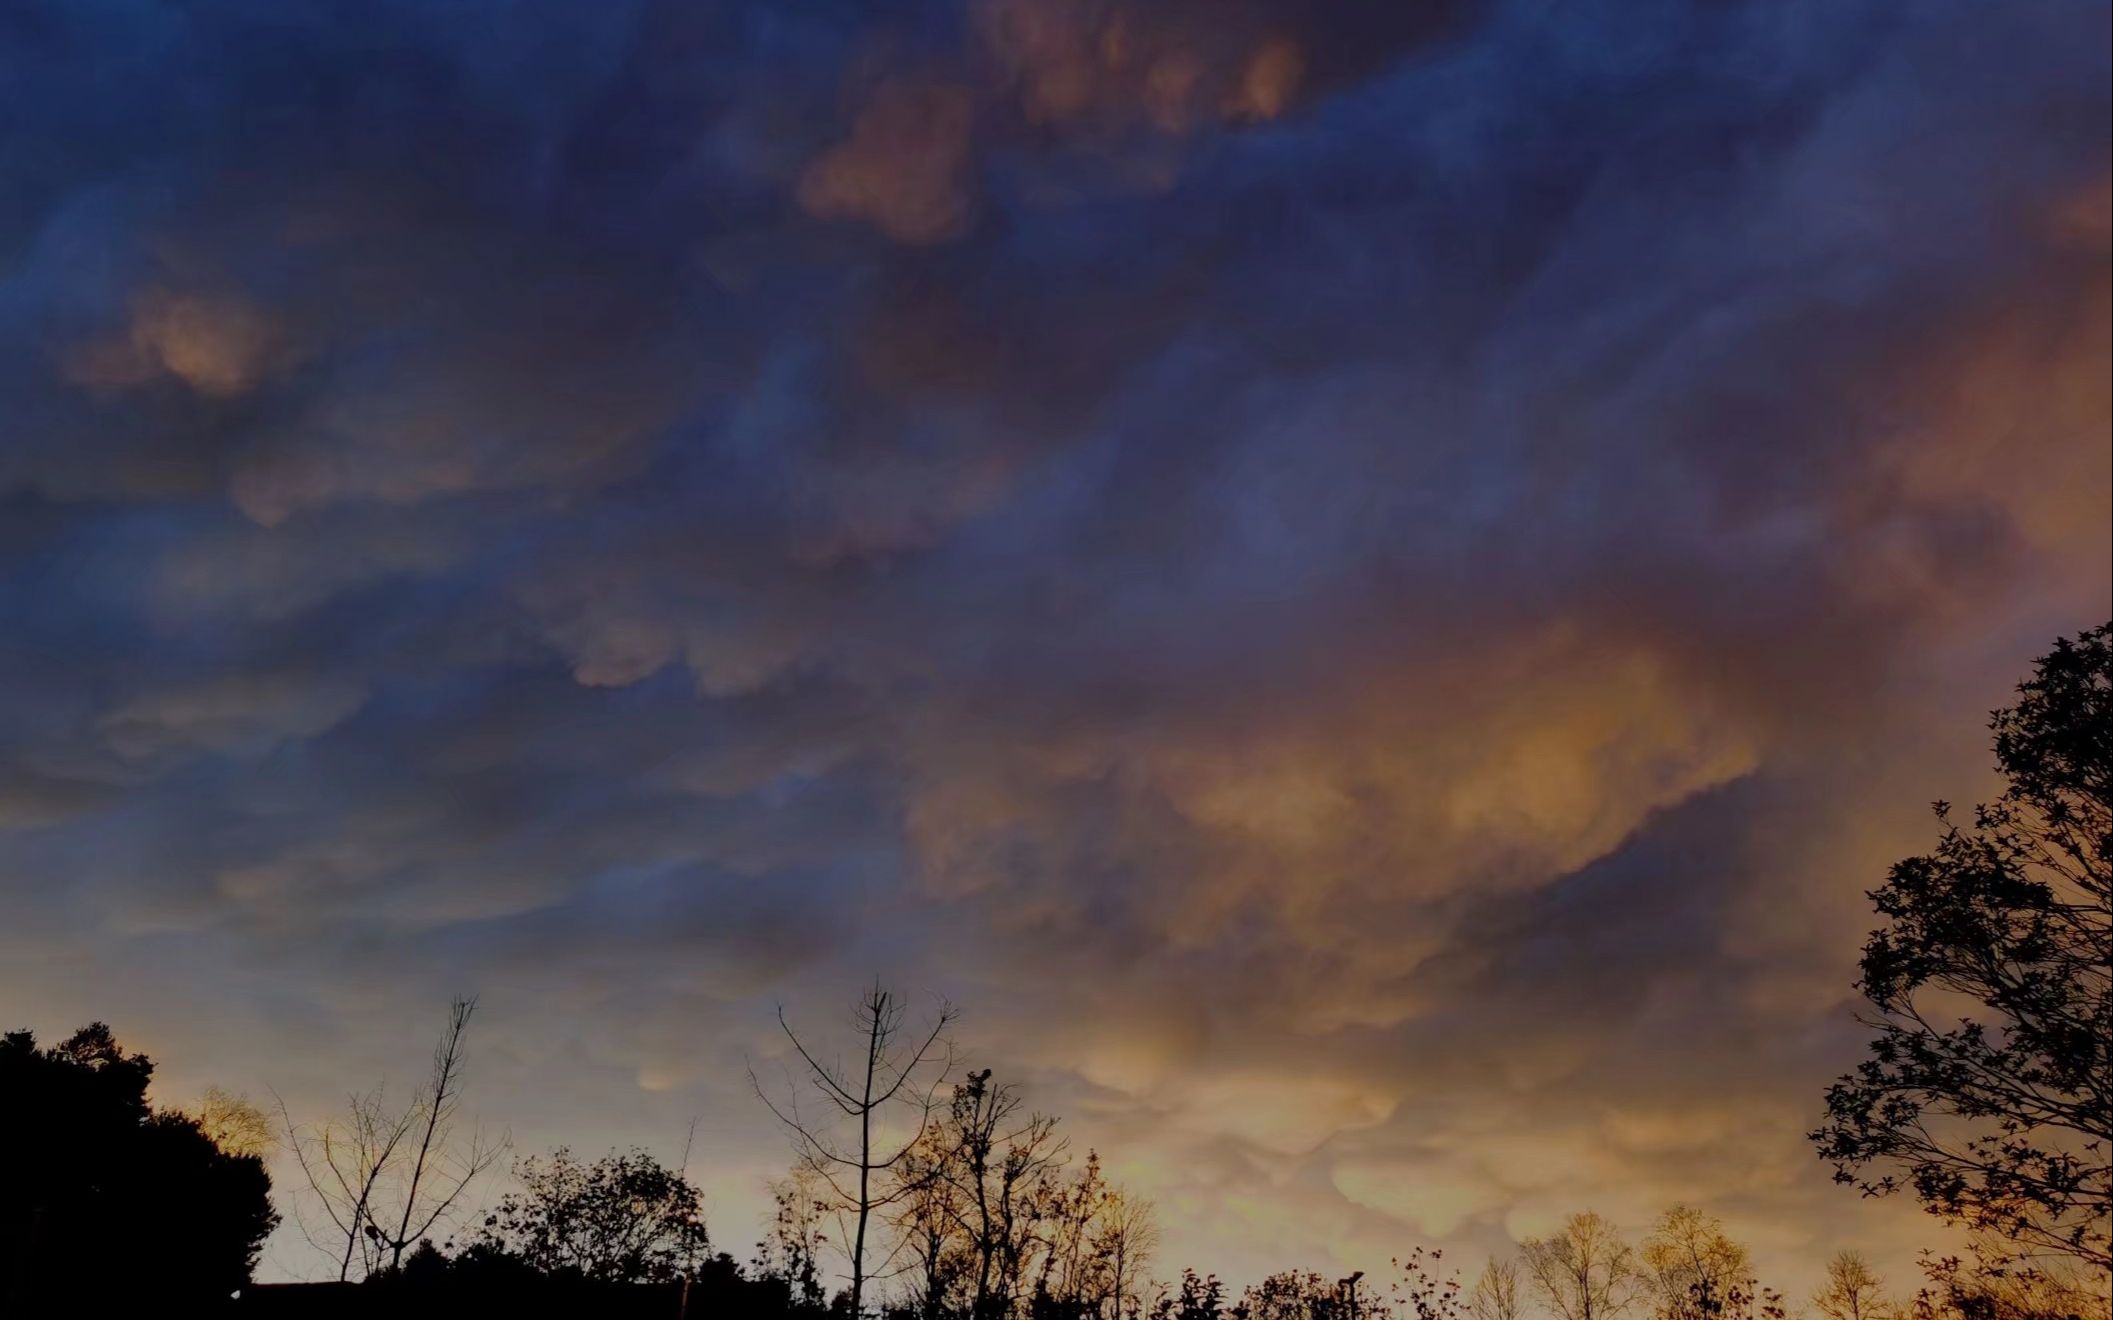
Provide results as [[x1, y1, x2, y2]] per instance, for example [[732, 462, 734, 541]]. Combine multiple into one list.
[[0, 1022, 277, 1308], [1812, 622, 2112, 1271], [470, 1146, 714, 1284]]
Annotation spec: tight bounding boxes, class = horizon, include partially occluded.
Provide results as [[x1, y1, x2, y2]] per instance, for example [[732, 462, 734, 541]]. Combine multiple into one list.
[[1, 0, 2108, 1305]]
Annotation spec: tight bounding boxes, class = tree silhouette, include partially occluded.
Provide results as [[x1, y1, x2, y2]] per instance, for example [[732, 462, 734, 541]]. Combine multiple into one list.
[[1909, 1249, 2106, 1320], [1468, 1259, 1525, 1320], [472, 1146, 713, 1282], [193, 1086, 276, 1159], [1153, 1271, 1228, 1320], [1811, 1250, 1893, 1320], [881, 1068, 1165, 1320], [1094, 1184, 1160, 1320], [894, 1136, 973, 1320], [1640, 1207, 1751, 1320], [755, 1164, 834, 1312], [0, 1022, 276, 1308], [1237, 1269, 1388, 1320], [1522, 1211, 1640, 1320], [918, 1068, 1066, 1320], [280, 994, 506, 1280], [754, 983, 955, 1318], [1812, 622, 2111, 1271], [1391, 1248, 1465, 1320]]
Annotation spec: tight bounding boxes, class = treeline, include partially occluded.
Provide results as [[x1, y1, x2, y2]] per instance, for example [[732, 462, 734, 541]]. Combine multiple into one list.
[[4, 630, 2104, 1319], [327, 1107, 2109, 1320], [289, 623, 2112, 1320], [5, 1005, 2101, 1320]]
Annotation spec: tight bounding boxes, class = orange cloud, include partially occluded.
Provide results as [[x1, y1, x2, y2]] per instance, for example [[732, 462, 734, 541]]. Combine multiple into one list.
[[976, 0, 1304, 135], [1225, 38, 1304, 122], [798, 79, 979, 244], [798, 4, 1311, 241], [68, 287, 277, 397]]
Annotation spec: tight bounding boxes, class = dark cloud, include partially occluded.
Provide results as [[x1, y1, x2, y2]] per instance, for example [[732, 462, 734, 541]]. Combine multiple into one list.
[[1, 0, 2106, 1289]]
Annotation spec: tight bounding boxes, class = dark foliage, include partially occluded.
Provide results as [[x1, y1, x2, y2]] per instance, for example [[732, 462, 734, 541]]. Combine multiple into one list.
[[0, 1022, 277, 1309], [1155, 1271, 1230, 1320], [1687, 1280, 1788, 1320], [1905, 1252, 2105, 1320], [1237, 1270, 1389, 1320], [1812, 623, 2112, 1269], [754, 1173, 835, 1315], [468, 1146, 714, 1283]]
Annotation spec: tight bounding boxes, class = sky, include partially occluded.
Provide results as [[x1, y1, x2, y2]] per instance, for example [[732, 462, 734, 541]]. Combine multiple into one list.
[[1, 0, 2109, 1296]]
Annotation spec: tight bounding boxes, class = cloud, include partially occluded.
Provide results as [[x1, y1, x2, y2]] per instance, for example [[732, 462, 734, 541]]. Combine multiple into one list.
[[791, 0, 1450, 243], [973, 0, 1304, 134], [66, 288, 279, 397], [0, 0, 2104, 1293], [0, 768, 111, 832], [98, 673, 368, 761], [800, 79, 981, 244]]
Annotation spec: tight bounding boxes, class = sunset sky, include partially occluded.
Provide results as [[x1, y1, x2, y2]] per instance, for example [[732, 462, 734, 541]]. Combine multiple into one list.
[[2, 0, 2109, 1294]]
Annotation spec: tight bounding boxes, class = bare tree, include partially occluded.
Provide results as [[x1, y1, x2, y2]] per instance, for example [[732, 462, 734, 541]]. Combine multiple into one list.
[[754, 983, 955, 1318], [891, 1139, 967, 1320], [193, 1086, 276, 1159], [1398, 1247, 1467, 1320], [1034, 1149, 1109, 1314], [1523, 1211, 1639, 1320], [1097, 1186, 1159, 1320], [931, 1069, 1065, 1320], [375, 996, 504, 1271], [1640, 1206, 1750, 1320], [279, 1082, 417, 1280], [280, 995, 505, 1280], [1470, 1259, 1525, 1320], [758, 1164, 833, 1308], [890, 1088, 1127, 1320], [1811, 1251, 1891, 1320]]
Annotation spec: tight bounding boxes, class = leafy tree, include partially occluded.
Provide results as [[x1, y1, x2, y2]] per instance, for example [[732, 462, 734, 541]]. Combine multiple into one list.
[[1693, 1280, 1787, 1320], [1812, 623, 2112, 1271], [193, 1086, 276, 1159], [889, 1094, 1151, 1320], [1152, 1271, 1227, 1320], [1640, 1207, 1751, 1320], [0, 1022, 277, 1308], [1032, 1149, 1110, 1319], [473, 1146, 712, 1283], [1237, 1270, 1388, 1320], [919, 1068, 1067, 1320], [1909, 1250, 2108, 1320], [754, 1165, 834, 1312], [1391, 1249, 1464, 1320], [892, 1143, 972, 1320]]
